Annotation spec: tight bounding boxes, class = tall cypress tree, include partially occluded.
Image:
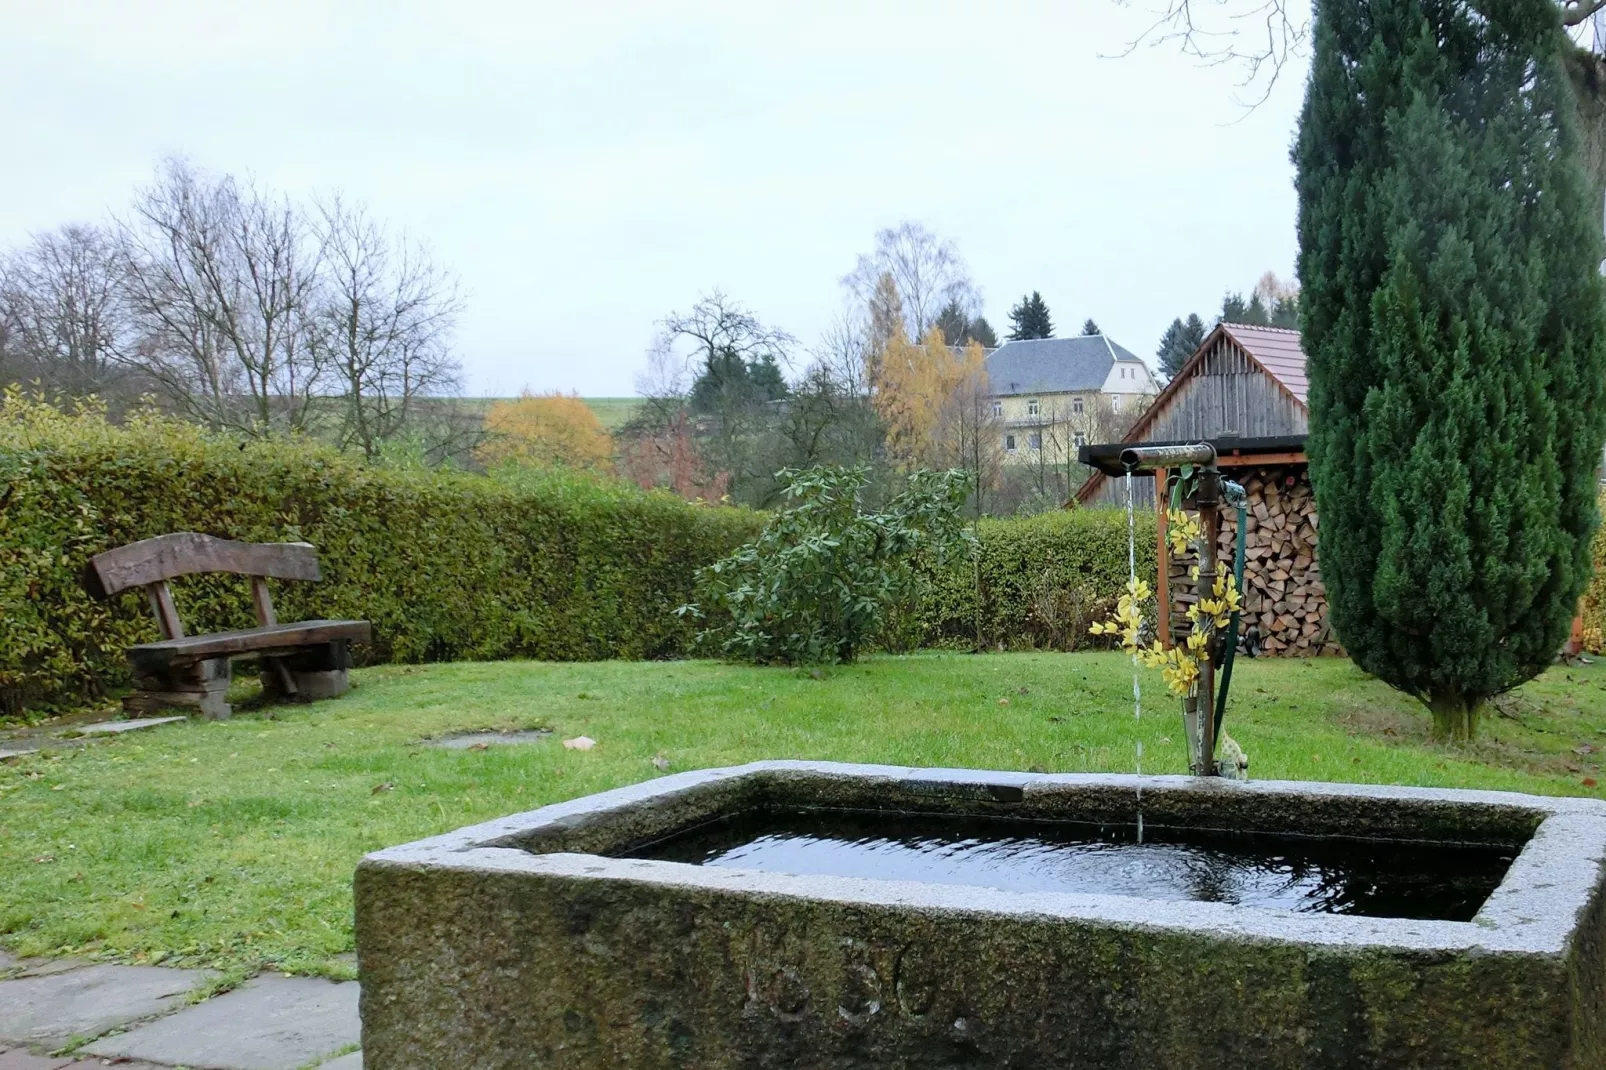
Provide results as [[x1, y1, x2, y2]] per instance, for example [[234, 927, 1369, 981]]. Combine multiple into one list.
[[1296, 0, 1606, 740], [1007, 292, 1054, 339]]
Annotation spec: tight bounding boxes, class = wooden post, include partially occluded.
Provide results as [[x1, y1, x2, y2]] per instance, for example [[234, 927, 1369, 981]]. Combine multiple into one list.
[[1155, 468, 1170, 650], [1195, 468, 1222, 776], [251, 576, 298, 698], [144, 581, 183, 640]]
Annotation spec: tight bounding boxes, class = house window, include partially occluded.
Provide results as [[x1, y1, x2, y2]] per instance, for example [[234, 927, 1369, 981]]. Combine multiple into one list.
[[1005, 434, 1017, 452], [1073, 431, 1087, 448], [1072, 396, 1084, 415], [1111, 395, 1122, 413], [1027, 398, 1040, 417], [1028, 432, 1042, 450], [991, 401, 1002, 417]]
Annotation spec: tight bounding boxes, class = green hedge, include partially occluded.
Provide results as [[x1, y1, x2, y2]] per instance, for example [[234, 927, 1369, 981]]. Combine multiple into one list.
[[0, 397, 761, 717], [918, 508, 1158, 650]]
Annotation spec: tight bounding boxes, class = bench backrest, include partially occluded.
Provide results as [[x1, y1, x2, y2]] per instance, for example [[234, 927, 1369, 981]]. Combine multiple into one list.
[[86, 533, 323, 641]]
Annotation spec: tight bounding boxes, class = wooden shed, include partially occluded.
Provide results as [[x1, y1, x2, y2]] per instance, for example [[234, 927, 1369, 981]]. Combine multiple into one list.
[[1076, 324, 1340, 658]]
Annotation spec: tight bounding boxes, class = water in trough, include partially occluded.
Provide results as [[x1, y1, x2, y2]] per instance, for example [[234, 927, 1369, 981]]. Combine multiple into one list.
[[626, 807, 1515, 921]]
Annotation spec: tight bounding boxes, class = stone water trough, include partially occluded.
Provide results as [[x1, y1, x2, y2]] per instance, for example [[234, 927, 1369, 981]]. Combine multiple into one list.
[[355, 761, 1606, 1068]]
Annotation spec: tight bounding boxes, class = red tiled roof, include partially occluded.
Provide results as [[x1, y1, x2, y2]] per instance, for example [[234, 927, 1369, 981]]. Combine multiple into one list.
[[1220, 323, 1308, 406]]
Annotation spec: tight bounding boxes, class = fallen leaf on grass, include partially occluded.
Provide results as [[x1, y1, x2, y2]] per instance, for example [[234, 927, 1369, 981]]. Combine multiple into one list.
[[1575, 744, 1596, 756], [33, 855, 54, 864], [1584, 778, 1599, 788], [997, 697, 1010, 706], [371, 782, 394, 794], [564, 736, 597, 751], [651, 756, 671, 771], [467, 742, 490, 752]]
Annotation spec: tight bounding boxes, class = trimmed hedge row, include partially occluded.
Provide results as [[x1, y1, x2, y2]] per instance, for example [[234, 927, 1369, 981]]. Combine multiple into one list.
[[0, 397, 1158, 716], [1583, 491, 1606, 654], [0, 398, 761, 716], [919, 509, 1158, 650]]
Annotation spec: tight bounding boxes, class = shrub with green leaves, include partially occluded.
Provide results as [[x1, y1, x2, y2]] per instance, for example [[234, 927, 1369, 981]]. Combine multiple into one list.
[[0, 392, 761, 719], [682, 466, 974, 664]]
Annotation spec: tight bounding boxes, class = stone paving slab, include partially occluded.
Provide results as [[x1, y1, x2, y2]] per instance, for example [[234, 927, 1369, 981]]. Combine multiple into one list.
[[0, 965, 210, 1048], [70, 717, 185, 737], [428, 728, 551, 750], [0, 1048, 73, 1070], [318, 1052, 362, 1069], [82, 975, 360, 1070], [0, 1051, 169, 1070], [0, 750, 22, 762]]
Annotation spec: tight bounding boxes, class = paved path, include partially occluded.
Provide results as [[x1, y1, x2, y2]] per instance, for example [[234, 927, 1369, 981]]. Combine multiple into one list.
[[0, 953, 360, 1069]]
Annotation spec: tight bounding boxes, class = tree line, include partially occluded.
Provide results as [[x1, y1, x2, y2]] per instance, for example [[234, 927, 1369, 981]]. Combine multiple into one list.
[[0, 159, 472, 465]]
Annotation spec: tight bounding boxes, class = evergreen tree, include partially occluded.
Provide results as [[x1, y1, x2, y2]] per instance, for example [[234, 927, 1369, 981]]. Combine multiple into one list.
[[1156, 313, 1207, 380], [968, 316, 999, 348], [1007, 292, 1054, 340], [935, 298, 970, 347], [1242, 292, 1271, 326], [689, 347, 787, 414], [1270, 295, 1300, 329], [1081, 318, 1101, 336], [1296, 0, 1606, 740], [1219, 292, 1248, 323]]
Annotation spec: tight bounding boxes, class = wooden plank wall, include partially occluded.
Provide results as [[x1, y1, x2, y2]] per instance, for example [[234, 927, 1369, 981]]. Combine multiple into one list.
[[1080, 337, 1307, 508], [1143, 337, 1309, 441]]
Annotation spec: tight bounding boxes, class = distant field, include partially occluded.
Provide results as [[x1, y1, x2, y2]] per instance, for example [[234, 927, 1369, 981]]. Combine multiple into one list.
[[442, 396, 644, 430]]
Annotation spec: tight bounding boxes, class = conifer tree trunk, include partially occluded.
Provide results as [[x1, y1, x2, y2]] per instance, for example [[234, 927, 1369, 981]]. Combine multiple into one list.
[[1296, 0, 1606, 742]]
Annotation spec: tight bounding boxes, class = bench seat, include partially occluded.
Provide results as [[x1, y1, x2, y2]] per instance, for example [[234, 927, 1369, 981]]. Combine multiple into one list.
[[129, 620, 373, 672]]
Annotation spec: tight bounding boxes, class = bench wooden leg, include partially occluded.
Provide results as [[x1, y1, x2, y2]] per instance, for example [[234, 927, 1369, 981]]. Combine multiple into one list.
[[125, 657, 233, 720], [260, 641, 353, 703]]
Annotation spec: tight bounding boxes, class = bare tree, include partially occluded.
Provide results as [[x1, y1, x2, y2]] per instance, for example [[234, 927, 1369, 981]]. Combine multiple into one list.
[[1121, 0, 1606, 103], [118, 159, 322, 434], [841, 222, 979, 339], [654, 290, 795, 381], [310, 196, 464, 463], [0, 224, 135, 399], [809, 310, 873, 397]]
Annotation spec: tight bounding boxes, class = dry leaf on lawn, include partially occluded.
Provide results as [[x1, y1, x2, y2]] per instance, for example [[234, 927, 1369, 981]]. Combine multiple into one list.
[[564, 736, 597, 751]]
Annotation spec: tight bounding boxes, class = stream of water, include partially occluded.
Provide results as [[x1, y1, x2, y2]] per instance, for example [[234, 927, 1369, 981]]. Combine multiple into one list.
[[1123, 468, 1143, 842]]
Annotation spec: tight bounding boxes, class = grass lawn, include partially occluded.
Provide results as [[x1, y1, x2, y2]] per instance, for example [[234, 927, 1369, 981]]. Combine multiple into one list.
[[4, 651, 1606, 980]]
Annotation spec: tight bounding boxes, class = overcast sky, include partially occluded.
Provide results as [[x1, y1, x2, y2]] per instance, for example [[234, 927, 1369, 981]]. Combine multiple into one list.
[[0, 1, 1309, 397]]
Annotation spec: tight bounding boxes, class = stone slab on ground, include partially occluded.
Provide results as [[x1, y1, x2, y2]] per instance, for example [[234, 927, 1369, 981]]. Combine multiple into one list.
[[0, 750, 22, 762], [0, 964, 210, 1048], [71, 717, 185, 737], [81, 975, 359, 1070], [0, 1048, 73, 1070], [428, 729, 551, 749]]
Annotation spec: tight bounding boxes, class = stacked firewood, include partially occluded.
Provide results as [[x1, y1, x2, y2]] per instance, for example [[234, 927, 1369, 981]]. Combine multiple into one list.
[[1167, 466, 1343, 657]]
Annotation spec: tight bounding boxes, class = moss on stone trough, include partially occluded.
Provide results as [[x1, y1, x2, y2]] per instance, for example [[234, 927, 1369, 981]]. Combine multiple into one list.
[[356, 762, 1606, 1068]]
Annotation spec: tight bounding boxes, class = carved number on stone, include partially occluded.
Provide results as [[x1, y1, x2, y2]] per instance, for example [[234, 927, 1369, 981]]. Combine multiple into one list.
[[894, 945, 935, 1017], [836, 939, 883, 1025]]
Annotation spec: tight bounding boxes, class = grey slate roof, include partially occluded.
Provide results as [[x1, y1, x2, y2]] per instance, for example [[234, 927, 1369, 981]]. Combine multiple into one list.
[[984, 335, 1143, 397]]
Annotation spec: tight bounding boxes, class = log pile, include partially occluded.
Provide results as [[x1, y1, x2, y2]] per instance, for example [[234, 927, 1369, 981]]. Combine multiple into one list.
[[1167, 466, 1343, 657]]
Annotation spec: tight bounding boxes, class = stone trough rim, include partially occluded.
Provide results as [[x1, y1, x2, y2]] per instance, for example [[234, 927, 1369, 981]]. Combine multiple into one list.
[[360, 760, 1606, 959]]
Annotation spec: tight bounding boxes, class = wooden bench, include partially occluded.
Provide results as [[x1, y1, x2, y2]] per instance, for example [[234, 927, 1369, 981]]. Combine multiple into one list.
[[85, 533, 372, 720]]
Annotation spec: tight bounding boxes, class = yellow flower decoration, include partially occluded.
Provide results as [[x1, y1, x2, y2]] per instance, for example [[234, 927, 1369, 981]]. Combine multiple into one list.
[[1090, 510, 1243, 699]]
